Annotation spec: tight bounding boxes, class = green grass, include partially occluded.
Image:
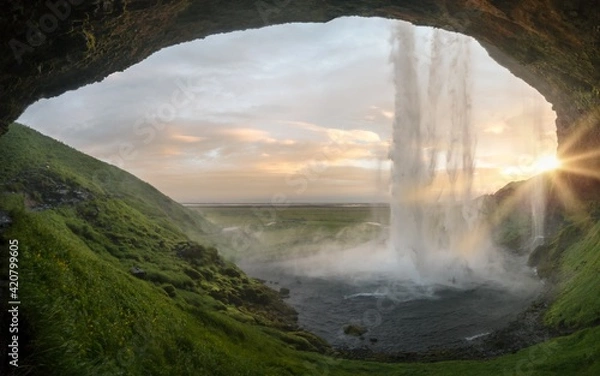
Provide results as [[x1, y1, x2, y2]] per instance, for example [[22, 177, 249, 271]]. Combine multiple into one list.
[[1, 123, 600, 375], [193, 205, 388, 261], [1, 207, 343, 376], [545, 220, 600, 328]]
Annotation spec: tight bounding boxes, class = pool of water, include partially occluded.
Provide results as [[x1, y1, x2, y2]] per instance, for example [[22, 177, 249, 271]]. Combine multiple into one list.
[[241, 261, 541, 352]]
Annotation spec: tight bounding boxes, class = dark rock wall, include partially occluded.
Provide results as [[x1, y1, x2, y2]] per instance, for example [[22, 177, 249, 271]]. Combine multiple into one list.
[[1, 1, 599, 173]]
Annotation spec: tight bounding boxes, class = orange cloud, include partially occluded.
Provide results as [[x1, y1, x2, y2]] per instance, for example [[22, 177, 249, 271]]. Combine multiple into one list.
[[170, 134, 206, 143]]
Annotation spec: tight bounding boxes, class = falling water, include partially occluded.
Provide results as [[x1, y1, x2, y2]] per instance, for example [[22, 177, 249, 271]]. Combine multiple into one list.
[[390, 23, 479, 284], [530, 97, 546, 248], [389, 22, 425, 276]]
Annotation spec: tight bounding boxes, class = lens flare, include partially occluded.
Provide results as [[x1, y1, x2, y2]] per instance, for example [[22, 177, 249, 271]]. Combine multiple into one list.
[[534, 155, 561, 173]]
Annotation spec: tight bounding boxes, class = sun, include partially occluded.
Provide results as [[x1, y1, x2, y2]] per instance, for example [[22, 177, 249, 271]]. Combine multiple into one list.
[[534, 155, 561, 173]]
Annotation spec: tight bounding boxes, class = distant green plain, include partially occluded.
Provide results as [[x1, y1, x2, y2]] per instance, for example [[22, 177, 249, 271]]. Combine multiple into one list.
[[191, 204, 389, 262]]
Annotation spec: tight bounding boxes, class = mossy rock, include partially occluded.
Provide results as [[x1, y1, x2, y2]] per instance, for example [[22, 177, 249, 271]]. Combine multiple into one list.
[[344, 324, 367, 337]]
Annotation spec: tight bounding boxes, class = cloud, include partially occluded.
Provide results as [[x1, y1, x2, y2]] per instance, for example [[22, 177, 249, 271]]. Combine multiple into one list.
[[17, 17, 556, 203], [140, 165, 390, 203], [170, 134, 206, 143], [219, 128, 276, 143]]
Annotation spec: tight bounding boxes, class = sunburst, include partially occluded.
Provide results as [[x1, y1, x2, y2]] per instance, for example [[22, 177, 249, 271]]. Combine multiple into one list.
[[534, 155, 561, 173]]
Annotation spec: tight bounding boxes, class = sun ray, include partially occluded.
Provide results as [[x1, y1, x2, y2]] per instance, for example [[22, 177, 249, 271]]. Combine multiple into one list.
[[452, 176, 547, 260], [556, 109, 600, 158], [487, 178, 540, 226], [559, 148, 600, 164], [555, 164, 600, 181], [547, 172, 590, 222]]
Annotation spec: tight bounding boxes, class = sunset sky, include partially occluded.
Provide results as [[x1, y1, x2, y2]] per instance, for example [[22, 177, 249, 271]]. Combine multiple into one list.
[[18, 17, 557, 203]]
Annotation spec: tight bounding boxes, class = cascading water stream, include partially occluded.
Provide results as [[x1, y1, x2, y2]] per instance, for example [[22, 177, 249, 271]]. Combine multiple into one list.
[[530, 96, 546, 249], [389, 23, 479, 284], [389, 22, 426, 276]]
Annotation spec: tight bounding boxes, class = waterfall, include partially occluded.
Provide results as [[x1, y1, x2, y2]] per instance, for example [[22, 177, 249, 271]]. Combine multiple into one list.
[[530, 97, 546, 249], [389, 22, 425, 274], [389, 22, 478, 283]]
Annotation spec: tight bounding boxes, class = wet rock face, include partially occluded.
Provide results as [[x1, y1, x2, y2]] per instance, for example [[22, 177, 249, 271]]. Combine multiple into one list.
[[1, 1, 598, 167]]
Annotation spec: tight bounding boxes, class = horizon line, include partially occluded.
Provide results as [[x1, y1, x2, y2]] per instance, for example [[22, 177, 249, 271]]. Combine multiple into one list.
[[180, 202, 390, 206]]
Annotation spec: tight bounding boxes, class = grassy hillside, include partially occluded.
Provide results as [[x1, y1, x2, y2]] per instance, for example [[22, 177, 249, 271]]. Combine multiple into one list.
[[537, 218, 600, 329], [0, 123, 217, 240], [0, 123, 599, 375]]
